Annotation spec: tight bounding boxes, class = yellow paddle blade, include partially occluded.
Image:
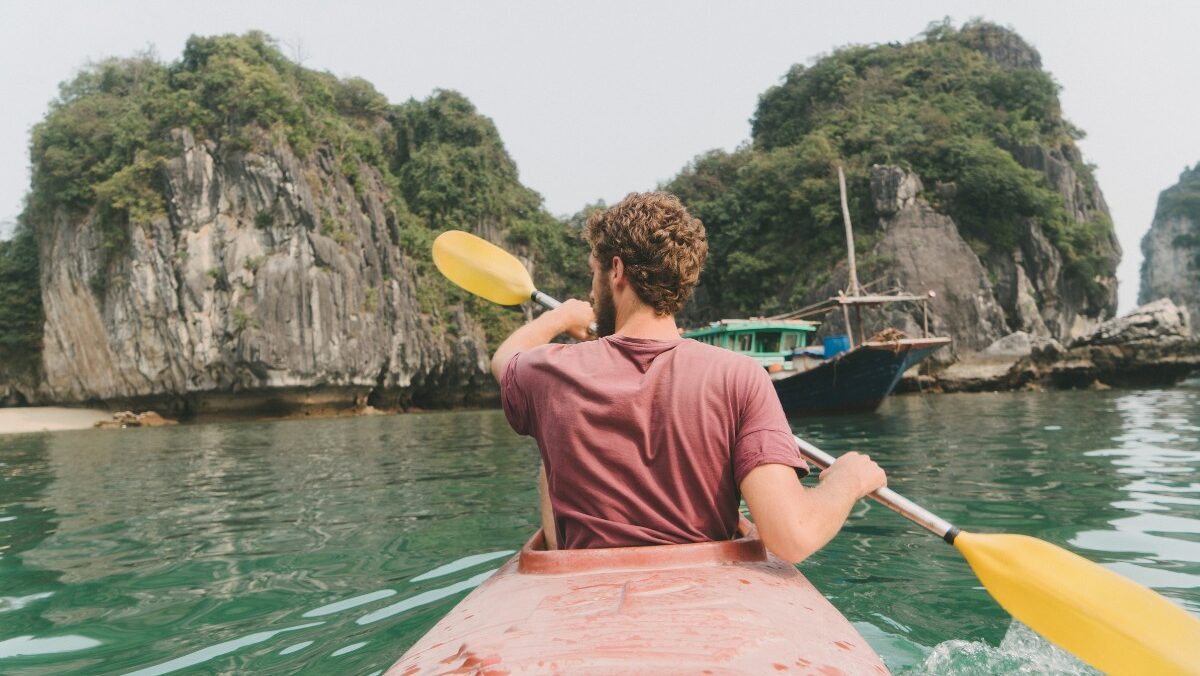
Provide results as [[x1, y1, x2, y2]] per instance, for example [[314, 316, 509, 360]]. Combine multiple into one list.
[[432, 230, 535, 306], [955, 531, 1200, 675]]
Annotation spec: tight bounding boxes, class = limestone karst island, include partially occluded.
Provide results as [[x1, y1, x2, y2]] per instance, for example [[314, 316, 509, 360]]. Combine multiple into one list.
[[1, 13, 1198, 676]]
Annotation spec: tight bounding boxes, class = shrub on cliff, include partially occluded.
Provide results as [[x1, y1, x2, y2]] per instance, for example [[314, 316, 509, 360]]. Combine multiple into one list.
[[667, 19, 1115, 321]]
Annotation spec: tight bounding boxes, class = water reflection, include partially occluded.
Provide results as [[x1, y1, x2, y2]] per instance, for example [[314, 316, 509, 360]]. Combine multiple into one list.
[[1071, 388, 1200, 610], [0, 433, 95, 665], [278, 640, 312, 655], [0, 634, 102, 659], [355, 568, 497, 626], [1, 390, 1197, 674], [303, 589, 397, 618], [123, 621, 324, 675], [409, 549, 513, 582], [2, 411, 537, 674]]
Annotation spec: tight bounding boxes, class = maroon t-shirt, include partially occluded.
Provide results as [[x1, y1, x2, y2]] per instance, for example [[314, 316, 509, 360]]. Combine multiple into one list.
[[502, 335, 808, 549]]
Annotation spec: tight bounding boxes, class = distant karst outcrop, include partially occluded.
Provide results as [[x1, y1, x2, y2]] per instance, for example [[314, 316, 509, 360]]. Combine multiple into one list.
[[668, 20, 1121, 359], [1140, 164, 1200, 322], [0, 33, 585, 413]]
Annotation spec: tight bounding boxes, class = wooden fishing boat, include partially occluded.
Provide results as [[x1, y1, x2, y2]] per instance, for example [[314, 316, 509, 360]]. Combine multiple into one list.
[[683, 167, 950, 415], [683, 297, 950, 415], [775, 335, 950, 415], [388, 520, 888, 674], [769, 294, 950, 415]]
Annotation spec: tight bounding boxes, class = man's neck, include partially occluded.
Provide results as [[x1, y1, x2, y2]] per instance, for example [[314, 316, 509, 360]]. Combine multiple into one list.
[[613, 305, 681, 340]]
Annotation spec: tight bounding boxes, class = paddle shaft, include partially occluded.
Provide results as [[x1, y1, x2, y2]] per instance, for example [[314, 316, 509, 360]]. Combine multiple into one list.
[[531, 291, 562, 309], [794, 436, 960, 544]]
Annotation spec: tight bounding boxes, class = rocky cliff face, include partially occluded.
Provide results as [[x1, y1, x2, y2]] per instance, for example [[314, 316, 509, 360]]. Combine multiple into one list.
[[1140, 164, 1200, 320], [985, 144, 1121, 339], [820, 162, 1119, 361], [34, 128, 492, 414], [860, 167, 1009, 355]]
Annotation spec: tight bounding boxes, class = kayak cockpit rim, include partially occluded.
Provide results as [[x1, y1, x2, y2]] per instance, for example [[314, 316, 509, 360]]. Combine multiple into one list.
[[518, 518, 766, 575]]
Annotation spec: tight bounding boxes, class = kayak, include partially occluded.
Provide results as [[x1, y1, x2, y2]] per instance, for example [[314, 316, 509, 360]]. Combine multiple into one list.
[[387, 519, 888, 674]]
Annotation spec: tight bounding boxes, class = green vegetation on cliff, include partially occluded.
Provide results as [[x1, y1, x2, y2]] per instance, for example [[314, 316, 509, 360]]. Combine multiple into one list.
[[667, 20, 1116, 320], [0, 222, 42, 377], [16, 32, 585, 349], [1154, 163, 1200, 270], [1156, 164, 1200, 224]]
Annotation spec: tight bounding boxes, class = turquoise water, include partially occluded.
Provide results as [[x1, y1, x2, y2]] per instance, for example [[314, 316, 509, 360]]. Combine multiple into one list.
[[1, 386, 1198, 674]]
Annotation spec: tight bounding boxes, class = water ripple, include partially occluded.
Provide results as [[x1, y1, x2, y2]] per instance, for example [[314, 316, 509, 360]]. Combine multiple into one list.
[[356, 569, 497, 626], [123, 621, 323, 676]]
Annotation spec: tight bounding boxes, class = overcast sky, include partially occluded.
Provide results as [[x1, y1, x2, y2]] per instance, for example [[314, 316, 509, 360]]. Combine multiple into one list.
[[2, 1, 1197, 312]]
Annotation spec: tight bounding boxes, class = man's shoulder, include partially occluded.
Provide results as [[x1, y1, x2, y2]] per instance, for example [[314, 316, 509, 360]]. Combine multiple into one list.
[[513, 341, 572, 366], [517, 338, 764, 376], [510, 340, 598, 374]]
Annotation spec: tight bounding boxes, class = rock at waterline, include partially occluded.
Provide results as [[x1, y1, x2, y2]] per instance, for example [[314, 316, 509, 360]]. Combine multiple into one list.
[[1071, 298, 1191, 347], [905, 299, 1200, 392], [94, 411, 179, 429]]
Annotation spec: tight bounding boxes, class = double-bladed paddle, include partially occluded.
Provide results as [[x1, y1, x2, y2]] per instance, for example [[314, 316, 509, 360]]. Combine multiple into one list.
[[431, 228, 1200, 675]]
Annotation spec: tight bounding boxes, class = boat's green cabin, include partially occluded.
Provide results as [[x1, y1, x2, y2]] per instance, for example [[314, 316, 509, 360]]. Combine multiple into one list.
[[683, 319, 819, 370]]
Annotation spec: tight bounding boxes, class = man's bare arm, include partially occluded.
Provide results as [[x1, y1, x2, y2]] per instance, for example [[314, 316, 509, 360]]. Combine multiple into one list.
[[740, 452, 885, 564], [490, 299, 594, 381]]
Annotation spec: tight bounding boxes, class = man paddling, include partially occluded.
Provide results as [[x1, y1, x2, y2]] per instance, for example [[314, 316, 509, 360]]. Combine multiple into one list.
[[491, 192, 886, 563]]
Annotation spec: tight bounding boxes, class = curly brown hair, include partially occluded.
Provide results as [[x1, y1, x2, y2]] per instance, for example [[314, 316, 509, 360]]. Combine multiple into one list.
[[584, 192, 708, 315]]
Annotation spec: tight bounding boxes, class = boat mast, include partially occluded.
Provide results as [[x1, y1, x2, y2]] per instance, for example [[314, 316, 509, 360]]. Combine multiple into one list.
[[837, 166, 860, 347], [837, 166, 860, 297]]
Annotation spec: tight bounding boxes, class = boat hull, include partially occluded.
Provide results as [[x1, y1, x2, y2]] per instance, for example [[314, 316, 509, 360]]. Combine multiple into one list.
[[774, 338, 950, 415], [389, 524, 888, 674]]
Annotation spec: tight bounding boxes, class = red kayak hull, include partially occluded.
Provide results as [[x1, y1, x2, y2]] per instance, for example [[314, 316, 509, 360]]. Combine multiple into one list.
[[388, 522, 888, 674]]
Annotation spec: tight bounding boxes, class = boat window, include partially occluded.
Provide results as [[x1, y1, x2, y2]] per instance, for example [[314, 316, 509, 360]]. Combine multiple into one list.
[[757, 331, 782, 353], [736, 333, 754, 352], [781, 332, 800, 352]]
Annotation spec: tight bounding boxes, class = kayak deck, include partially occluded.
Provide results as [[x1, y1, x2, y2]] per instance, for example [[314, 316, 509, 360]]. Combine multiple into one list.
[[388, 522, 888, 674]]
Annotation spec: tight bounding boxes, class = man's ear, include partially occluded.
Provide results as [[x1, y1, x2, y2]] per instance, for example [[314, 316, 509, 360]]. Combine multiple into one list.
[[610, 256, 625, 288]]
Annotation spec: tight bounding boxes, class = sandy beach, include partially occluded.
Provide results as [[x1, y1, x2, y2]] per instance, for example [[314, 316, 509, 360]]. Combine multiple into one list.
[[0, 407, 111, 435]]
